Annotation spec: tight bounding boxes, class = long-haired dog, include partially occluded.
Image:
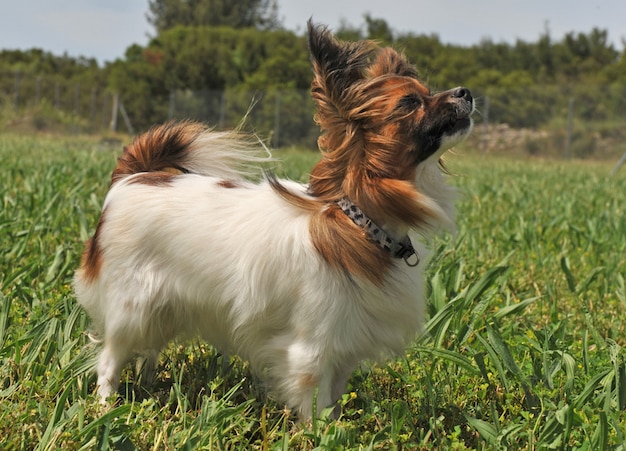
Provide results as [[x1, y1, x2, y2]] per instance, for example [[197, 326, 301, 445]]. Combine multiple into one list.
[[74, 21, 474, 419]]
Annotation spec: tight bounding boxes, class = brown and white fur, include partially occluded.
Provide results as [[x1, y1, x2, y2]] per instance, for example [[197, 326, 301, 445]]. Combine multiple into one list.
[[74, 22, 474, 419]]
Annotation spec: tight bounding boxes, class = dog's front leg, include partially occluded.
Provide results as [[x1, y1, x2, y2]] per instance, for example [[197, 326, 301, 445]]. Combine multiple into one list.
[[96, 341, 132, 403]]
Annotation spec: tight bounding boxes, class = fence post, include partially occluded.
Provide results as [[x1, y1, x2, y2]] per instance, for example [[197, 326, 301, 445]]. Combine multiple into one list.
[[72, 83, 80, 134], [55, 82, 60, 110], [74, 83, 81, 115], [35, 76, 41, 105], [611, 152, 626, 176], [90, 87, 97, 125], [168, 91, 175, 119], [13, 72, 20, 109], [102, 92, 110, 129], [565, 97, 574, 159], [274, 92, 281, 148], [110, 93, 119, 132], [481, 95, 490, 155], [118, 102, 135, 135], [219, 91, 226, 128]]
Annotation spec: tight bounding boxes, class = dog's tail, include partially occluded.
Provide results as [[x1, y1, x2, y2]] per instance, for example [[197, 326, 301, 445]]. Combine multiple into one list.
[[111, 121, 270, 185]]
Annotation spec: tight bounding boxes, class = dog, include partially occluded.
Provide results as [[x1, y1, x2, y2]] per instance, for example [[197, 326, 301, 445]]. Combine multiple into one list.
[[74, 21, 474, 419]]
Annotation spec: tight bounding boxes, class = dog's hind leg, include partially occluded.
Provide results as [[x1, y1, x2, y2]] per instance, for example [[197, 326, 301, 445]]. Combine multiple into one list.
[[135, 349, 160, 387], [329, 363, 354, 416]]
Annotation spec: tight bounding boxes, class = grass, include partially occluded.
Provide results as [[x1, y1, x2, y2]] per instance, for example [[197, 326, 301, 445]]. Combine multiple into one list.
[[1, 133, 625, 449]]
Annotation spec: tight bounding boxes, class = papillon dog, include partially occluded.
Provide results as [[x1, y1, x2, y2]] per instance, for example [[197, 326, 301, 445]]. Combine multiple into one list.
[[74, 21, 474, 419]]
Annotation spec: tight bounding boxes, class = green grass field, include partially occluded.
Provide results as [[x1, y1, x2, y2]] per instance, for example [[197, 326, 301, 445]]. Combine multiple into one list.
[[1, 133, 625, 450]]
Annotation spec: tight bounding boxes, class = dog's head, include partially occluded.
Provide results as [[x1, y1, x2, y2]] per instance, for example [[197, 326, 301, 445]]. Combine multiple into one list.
[[306, 21, 474, 227]]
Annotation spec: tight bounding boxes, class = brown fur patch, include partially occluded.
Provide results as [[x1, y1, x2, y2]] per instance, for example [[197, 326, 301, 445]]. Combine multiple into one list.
[[126, 172, 178, 186], [306, 24, 446, 234], [80, 207, 106, 282], [161, 167, 185, 175], [354, 177, 441, 228], [111, 121, 205, 185], [309, 205, 390, 284], [267, 175, 390, 284], [298, 374, 319, 389], [217, 180, 240, 189]]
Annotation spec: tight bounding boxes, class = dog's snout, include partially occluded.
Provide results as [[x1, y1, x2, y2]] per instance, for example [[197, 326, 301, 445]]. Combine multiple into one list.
[[452, 87, 472, 102]]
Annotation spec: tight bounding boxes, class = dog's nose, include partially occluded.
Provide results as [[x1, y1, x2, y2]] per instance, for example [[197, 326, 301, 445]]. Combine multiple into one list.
[[451, 87, 472, 102]]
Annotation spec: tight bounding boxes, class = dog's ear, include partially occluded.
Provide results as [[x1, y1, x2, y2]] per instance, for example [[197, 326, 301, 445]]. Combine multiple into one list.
[[307, 20, 375, 116]]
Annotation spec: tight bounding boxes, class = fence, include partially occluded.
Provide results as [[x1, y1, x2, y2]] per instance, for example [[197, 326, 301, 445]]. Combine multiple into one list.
[[2, 72, 626, 159], [0, 72, 113, 133]]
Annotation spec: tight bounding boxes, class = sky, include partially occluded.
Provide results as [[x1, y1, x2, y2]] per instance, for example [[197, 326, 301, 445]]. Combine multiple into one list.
[[1, 0, 625, 64]]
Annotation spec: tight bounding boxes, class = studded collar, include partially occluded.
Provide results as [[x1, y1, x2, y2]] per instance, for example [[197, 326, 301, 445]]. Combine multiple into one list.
[[336, 197, 420, 267]]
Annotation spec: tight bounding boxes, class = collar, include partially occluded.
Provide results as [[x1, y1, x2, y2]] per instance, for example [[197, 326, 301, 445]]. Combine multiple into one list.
[[336, 197, 420, 267]]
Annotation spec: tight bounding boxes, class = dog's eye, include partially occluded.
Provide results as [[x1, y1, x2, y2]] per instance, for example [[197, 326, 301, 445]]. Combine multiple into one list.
[[398, 94, 422, 110]]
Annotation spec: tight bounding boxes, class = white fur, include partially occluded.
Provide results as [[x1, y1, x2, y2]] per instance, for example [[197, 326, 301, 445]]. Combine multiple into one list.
[[74, 135, 457, 419]]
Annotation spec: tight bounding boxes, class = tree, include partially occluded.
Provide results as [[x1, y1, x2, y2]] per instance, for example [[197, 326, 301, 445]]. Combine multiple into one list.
[[146, 0, 281, 34], [107, 44, 170, 130], [364, 14, 393, 43], [335, 19, 363, 42]]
